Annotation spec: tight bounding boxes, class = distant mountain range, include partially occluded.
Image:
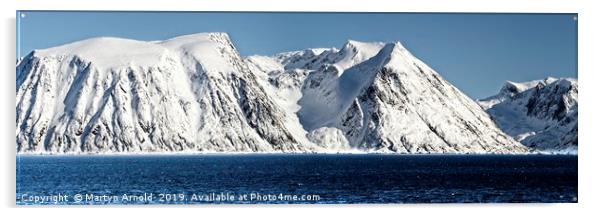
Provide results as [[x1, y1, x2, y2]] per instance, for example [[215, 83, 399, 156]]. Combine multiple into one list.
[[478, 77, 578, 154], [16, 33, 576, 154]]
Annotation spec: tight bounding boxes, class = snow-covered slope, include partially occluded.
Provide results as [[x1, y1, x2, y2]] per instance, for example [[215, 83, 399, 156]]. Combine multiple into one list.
[[248, 40, 527, 153], [17, 33, 314, 153], [17, 33, 530, 154], [478, 78, 578, 153], [478, 77, 559, 109]]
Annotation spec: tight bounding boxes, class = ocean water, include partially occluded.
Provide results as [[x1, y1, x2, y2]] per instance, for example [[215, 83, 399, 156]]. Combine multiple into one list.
[[16, 154, 577, 204]]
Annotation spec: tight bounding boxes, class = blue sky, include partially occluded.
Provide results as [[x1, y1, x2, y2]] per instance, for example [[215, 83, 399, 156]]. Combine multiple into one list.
[[16, 11, 577, 99]]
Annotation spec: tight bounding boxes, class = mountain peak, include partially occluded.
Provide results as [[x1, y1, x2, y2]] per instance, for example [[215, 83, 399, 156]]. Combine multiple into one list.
[[481, 77, 578, 152], [34, 37, 169, 68], [341, 40, 385, 53], [160, 32, 232, 45], [500, 77, 563, 95], [379, 41, 406, 56], [543, 76, 558, 83], [392, 41, 408, 51], [18, 33, 556, 154], [30, 32, 238, 70]]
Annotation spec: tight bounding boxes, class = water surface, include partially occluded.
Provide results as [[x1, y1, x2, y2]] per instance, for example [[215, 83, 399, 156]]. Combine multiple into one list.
[[16, 154, 577, 204]]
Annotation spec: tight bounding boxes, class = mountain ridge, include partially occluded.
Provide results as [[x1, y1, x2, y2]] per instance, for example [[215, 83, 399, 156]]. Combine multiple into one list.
[[16, 32, 573, 154], [17, 32, 314, 153], [478, 77, 578, 153]]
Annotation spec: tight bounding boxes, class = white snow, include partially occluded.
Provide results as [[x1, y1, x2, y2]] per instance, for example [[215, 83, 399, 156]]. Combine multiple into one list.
[[479, 77, 578, 152], [35, 37, 170, 69], [159, 32, 237, 74], [306, 127, 351, 151], [17, 32, 318, 153], [251, 39, 527, 153], [17, 33, 551, 154], [478, 77, 561, 109], [331, 40, 386, 73]]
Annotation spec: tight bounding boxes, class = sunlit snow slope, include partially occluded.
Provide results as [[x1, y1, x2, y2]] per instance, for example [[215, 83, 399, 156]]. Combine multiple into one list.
[[16, 32, 551, 154], [478, 78, 578, 153], [17, 33, 313, 153], [247, 40, 528, 153]]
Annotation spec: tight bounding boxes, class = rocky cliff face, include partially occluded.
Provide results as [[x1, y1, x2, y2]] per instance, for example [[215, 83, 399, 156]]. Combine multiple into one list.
[[248, 40, 527, 153], [16, 33, 313, 153], [478, 78, 578, 153]]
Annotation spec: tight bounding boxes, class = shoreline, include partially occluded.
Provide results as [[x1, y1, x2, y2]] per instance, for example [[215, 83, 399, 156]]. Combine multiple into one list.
[[15, 151, 578, 156]]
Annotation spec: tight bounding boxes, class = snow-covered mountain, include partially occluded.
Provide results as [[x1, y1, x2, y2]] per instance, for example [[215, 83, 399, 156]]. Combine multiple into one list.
[[478, 78, 578, 153], [247, 40, 527, 153], [17, 33, 314, 153], [17, 32, 529, 154]]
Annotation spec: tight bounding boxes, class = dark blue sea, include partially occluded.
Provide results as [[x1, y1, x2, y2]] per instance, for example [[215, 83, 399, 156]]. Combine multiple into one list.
[[16, 154, 577, 205]]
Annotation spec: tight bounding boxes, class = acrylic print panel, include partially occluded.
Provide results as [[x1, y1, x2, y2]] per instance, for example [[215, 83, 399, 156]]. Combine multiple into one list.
[[16, 11, 577, 204]]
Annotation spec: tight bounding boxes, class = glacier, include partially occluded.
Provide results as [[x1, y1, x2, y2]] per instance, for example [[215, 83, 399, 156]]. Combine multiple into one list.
[[16, 32, 573, 154]]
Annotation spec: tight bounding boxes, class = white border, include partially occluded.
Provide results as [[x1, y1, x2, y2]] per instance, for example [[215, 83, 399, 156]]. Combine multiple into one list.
[[2, 0, 601, 215]]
